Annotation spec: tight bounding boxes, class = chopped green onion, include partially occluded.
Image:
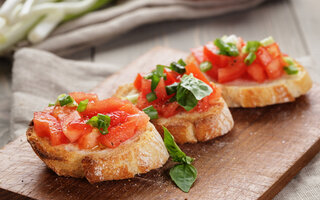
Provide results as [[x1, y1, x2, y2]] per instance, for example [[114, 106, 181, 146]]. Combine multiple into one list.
[[199, 61, 212, 72], [260, 36, 275, 46], [242, 41, 261, 53], [214, 38, 239, 57], [284, 65, 299, 75], [126, 94, 139, 104], [244, 52, 256, 65], [142, 105, 158, 120], [87, 113, 111, 135], [145, 65, 166, 91], [48, 103, 55, 107], [56, 94, 77, 107], [77, 99, 89, 112], [146, 92, 157, 102], [283, 56, 295, 65], [166, 82, 179, 95], [221, 34, 238, 45]]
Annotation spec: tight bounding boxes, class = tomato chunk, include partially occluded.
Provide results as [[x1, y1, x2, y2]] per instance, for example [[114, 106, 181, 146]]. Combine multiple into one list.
[[185, 63, 211, 86], [218, 62, 246, 83], [69, 92, 98, 103], [33, 112, 69, 145], [154, 78, 168, 101], [247, 63, 267, 83], [134, 73, 143, 90], [265, 58, 283, 79], [78, 130, 99, 149], [257, 47, 272, 67], [204, 43, 231, 68], [81, 97, 126, 118], [266, 43, 281, 59], [191, 46, 206, 64]]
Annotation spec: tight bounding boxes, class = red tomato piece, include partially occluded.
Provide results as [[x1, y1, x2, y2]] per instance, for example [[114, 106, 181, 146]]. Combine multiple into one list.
[[218, 62, 246, 83], [69, 92, 98, 104], [185, 63, 211, 86], [61, 111, 92, 142], [52, 106, 76, 122], [191, 46, 206, 63], [206, 65, 219, 80], [33, 112, 69, 146], [78, 130, 100, 149], [154, 78, 168, 101], [140, 78, 152, 96], [247, 63, 267, 83], [256, 47, 272, 67], [119, 103, 139, 115], [134, 73, 143, 90], [156, 102, 180, 118], [81, 97, 126, 118], [265, 58, 284, 79], [98, 120, 137, 148], [266, 43, 281, 59], [204, 43, 231, 68], [108, 111, 129, 127], [164, 70, 177, 85]]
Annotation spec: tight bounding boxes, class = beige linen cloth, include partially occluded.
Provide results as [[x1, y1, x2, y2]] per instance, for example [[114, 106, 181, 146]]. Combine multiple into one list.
[[7, 48, 320, 200], [30, 0, 265, 56]]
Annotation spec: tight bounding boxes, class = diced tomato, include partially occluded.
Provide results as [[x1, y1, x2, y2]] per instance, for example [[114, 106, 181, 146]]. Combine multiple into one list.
[[140, 78, 152, 96], [52, 106, 76, 121], [69, 92, 98, 103], [208, 83, 221, 101], [98, 119, 137, 148], [185, 63, 211, 86], [164, 69, 177, 85], [156, 102, 180, 118], [154, 78, 168, 101], [33, 112, 69, 146], [247, 63, 267, 83], [128, 112, 149, 128], [119, 103, 139, 115], [266, 43, 281, 59], [218, 62, 246, 83], [81, 97, 126, 118], [256, 47, 272, 67], [108, 111, 129, 127], [136, 94, 150, 110], [78, 130, 100, 149], [204, 43, 231, 68], [191, 46, 206, 63], [206, 65, 219, 80], [134, 73, 143, 90], [194, 96, 210, 112], [265, 58, 283, 79], [61, 111, 92, 142]]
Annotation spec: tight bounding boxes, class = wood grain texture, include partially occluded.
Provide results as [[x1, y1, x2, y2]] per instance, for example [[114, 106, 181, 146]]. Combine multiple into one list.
[[0, 47, 319, 200]]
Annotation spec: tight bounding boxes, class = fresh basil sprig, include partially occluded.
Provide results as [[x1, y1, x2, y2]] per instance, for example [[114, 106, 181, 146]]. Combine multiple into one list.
[[176, 74, 213, 111], [214, 38, 239, 57], [163, 127, 197, 193], [87, 114, 111, 135], [144, 65, 167, 102], [242, 41, 261, 65], [169, 59, 187, 74]]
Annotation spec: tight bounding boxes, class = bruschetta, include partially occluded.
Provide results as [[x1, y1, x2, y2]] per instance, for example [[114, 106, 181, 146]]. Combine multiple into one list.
[[26, 92, 169, 183], [187, 35, 312, 107], [114, 60, 234, 144]]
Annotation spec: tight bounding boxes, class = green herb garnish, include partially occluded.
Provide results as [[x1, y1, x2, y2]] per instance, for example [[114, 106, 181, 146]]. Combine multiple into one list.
[[214, 38, 239, 57], [199, 61, 212, 72], [87, 114, 111, 135], [242, 41, 261, 65], [55, 94, 77, 107], [284, 65, 299, 75], [168, 59, 187, 74], [163, 127, 197, 193], [77, 99, 89, 112], [165, 82, 179, 95], [48, 103, 55, 107], [146, 92, 157, 102], [176, 74, 213, 111], [142, 105, 158, 120]]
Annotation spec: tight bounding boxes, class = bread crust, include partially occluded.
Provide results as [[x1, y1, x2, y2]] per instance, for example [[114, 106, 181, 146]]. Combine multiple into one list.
[[186, 55, 313, 108], [114, 84, 234, 144], [26, 122, 169, 183]]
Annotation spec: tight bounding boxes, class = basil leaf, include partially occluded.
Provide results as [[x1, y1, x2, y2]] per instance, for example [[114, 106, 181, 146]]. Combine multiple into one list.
[[55, 94, 77, 107], [169, 164, 197, 193], [176, 87, 198, 111], [142, 105, 158, 120], [214, 38, 239, 57], [87, 114, 110, 135], [179, 74, 213, 100], [146, 92, 157, 102], [170, 61, 186, 74], [284, 65, 299, 75], [163, 127, 194, 163], [166, 82, 179, 95], [77, 99, 89, 112], [199, 61, 212, 72], [145, 65, 166, 91]]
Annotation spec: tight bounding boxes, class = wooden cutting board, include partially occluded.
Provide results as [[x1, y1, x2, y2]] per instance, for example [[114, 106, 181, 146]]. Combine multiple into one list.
[[1, 47, 320, 200]]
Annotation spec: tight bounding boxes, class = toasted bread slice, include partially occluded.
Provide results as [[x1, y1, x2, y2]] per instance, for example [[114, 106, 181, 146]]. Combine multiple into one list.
[[27, 121, 169, 183], [186, 55, 313, 108], [114, 83, 234, 144]]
